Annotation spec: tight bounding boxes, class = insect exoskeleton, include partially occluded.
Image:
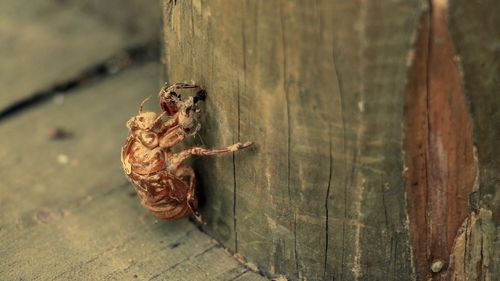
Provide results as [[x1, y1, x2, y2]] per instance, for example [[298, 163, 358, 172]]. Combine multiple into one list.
[[122, 82, 253, 222]]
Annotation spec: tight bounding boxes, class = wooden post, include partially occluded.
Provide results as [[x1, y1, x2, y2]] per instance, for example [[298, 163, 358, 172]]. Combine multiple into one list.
[[446, 0, 500, 280], [161, 1, 499, 280]]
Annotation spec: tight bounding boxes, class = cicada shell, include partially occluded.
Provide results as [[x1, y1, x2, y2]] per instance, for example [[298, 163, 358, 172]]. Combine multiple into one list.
[[122, 83, 253, 221]]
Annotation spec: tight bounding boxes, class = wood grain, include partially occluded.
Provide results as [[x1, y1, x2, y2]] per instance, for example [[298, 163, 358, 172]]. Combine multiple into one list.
[[448, 0, 500, 279], [404, 1, 477, 279], [0, 0, 148, 109], [162, 1, 422, 280], [0, 64, 266, 281], [0, 1, 268, 280]]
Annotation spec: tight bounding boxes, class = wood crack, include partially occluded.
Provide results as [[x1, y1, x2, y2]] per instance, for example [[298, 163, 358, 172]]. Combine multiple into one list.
[[279, 2, 297, 278], [149, 245, 217, 280], [228, 270, 249, 281], [424, 1, 433, 266], [324, 122, 333, 280], [0, 42, 158, 123], [405, 0, 477, 279], [332, 39, 347, 281], [232, 2, 248, 254], [381, 176, 389, 229], [279, 1, 292, 205], [233, 78, 241, 253]]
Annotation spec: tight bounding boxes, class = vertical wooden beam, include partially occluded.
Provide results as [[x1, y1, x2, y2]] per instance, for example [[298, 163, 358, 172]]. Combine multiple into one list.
[[404, 0, 500, 280], [448, 0, 500, 279], [163, 1, 422, 280]]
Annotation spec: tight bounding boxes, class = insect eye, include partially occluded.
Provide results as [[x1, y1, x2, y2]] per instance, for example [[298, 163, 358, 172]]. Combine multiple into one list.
[[138, 117, 145, 122]]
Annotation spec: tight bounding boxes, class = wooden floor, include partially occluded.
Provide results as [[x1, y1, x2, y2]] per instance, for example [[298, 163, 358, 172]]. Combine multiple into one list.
[[0, 1, 267, 280]]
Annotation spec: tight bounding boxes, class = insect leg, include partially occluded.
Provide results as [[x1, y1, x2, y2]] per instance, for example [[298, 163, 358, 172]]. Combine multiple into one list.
[[158, 126, 187, 149], [163, 82, 199, 92], [170, 142, 254, 166], [175, 165, 203, 222], [161, 111, 180, 130]]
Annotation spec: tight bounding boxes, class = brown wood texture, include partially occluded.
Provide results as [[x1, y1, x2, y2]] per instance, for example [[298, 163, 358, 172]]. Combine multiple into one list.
[[162, 1, 423, 280], [0, 62, 267, 281], [448, 0, 500, 279], [404, 1, 477, 280]]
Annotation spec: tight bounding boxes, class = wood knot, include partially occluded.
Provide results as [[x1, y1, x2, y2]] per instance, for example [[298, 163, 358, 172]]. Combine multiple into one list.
[[431, 260, 445, 273]]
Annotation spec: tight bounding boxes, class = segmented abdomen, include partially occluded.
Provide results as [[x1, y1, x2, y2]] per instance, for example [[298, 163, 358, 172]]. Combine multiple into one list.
[[121, 137, 191, 219]]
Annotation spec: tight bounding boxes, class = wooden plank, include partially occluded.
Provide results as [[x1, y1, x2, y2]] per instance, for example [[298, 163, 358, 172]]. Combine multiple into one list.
[[447, 0, 500, 279], [60, 0, 161, 43], [232, 271, 272, 281], [162, 1, 423, 280], [0, 64, 160, 224], [151, 247, 261, 281], [0, 0, 158, 109], [0, 188, 215, 280], [0, 64, 266, 280]]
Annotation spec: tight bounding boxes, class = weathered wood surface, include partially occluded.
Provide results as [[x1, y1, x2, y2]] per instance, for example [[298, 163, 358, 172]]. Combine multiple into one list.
[[405, 0, 500, 280], [447, 0, 500, 279], [404, 1, 477, 280], [0, 0, 150, 109], [0, 1, 267, 280], [0, 63, 266, 281], [56, 0, 162, 43], [163, 1, 423, 280]]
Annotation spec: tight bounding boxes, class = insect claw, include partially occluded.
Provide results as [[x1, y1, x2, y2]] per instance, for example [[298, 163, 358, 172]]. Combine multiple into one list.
[[193, 90, 207, 104], [240, 141, 254, 149], [193, 212, 204, 223]]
